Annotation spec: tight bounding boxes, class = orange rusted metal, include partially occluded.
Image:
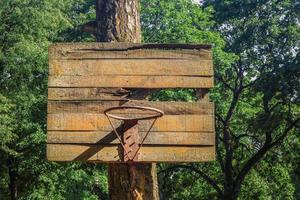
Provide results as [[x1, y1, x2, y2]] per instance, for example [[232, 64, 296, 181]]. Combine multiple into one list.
[[104, 106, 164, 161]]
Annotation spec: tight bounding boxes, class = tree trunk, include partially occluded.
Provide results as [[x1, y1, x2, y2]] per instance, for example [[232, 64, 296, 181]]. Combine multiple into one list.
[[8, 159, 17, 200], [94, 0, 159, 199], [108, 163, 159, 200], [95, 0, 141, 43], [222, 190, 239, 200]]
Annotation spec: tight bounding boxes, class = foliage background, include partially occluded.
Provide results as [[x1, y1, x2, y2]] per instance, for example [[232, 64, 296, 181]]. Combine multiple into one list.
[[0, 0, 299, 199]]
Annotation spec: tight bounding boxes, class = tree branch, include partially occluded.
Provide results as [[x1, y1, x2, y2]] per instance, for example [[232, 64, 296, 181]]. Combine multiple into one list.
[[216, 136, 225, 173], [234, 116, 300, 189], [215, 75, 234, 91], [159, 164, 223, 197]]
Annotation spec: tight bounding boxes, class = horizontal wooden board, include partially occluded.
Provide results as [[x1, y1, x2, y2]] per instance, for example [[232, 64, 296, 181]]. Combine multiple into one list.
[[48, 88, 129, 101], [49, 59, 213, 76], [48, 43, 213, 89], [49, 43, 212, 60], [47, 101, 214, 115], [47, 144, 215, 162], [48, 75, 213, 88], [47, 131, 214, 145], [47, 114, 214, 132]]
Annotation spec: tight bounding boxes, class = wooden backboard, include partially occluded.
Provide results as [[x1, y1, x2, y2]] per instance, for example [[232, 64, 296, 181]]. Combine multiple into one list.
[[47, 43, 215, 162]]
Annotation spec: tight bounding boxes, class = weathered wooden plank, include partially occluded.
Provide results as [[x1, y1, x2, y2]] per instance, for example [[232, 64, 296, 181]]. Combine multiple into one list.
[[49, 59, 213, 76], [50, 43, 212, 51], [48, 88, 129, 101], [47, 131, 214, 145], [47, 114, 214, 132], [49, 43, 212, 60], [51, 49, 210, 60], [48, 75, 214, 88], [47, 101, 214, 115], [47, 144, 215, 162]]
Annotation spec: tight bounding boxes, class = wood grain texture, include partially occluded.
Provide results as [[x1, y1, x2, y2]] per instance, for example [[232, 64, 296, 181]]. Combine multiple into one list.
[[47, 101, 214, 115], [48, 75, 213, 88], [49, 43, 212, 60], [47, 131, 214, 145], [47, 113, 214, 132], [48, 88, 129, 101], [47, 144, 215, 162], [48, 43, 213, 89], [49, 59, 213, 76]]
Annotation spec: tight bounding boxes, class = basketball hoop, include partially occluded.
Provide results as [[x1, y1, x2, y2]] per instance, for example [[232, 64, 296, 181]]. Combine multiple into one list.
[[104, 106, 164, 162]]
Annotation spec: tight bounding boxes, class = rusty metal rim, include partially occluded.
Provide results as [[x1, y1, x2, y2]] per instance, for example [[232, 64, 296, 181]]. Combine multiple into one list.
[[104, 106, 164, 120]]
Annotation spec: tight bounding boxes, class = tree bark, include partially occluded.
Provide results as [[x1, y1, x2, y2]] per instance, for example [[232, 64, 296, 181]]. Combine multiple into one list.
[[8, 159, 17, 200], [108, 163, 159, 200], [95, 0, 141, 43], [94, 0, 159, 199]]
